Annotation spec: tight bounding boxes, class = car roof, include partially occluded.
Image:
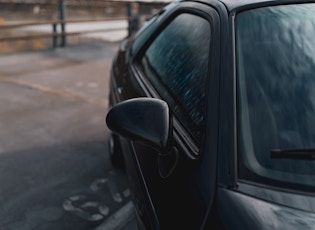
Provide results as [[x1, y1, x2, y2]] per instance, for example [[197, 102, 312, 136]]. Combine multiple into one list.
[[189, 0, 315, 12], [219, 0, 278, 10]]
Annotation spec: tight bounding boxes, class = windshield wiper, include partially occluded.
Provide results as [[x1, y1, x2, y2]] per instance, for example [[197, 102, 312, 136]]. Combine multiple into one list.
[[270, 149, 315, 160]]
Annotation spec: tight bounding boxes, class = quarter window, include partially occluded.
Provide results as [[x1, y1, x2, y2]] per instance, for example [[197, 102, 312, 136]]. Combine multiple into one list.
[[139, 13, 211, 142]]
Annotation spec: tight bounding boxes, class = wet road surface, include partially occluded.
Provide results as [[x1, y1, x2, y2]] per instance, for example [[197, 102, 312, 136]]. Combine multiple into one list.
[[0, 42, 138, 230]]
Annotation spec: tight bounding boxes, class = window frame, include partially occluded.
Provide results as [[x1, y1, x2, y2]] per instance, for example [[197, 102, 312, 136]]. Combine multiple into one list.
[[131, 2, 220, 159], [139, 13, 211, 144]]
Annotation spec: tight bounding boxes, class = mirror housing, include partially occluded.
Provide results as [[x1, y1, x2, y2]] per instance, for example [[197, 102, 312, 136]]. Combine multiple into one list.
[[106, 98, 172, 153]]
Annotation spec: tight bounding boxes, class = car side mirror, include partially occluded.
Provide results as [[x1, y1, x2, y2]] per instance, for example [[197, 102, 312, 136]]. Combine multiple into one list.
[[106, 98, 172, 152], [106, 98, 178, 178]]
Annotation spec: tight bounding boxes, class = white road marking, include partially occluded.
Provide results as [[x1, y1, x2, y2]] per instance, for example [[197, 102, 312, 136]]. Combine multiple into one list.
[[81, 201, 100, 208], [63, 175, 132, 224], [108, 180, 123, 203], [107, 170, 124, 203], [69, 195, 85, 202], [94, 201, 135, 230], [99, 205, 110, 216], [63, 196, 109, 222], [90, 178, 108, 192], [122, 189, 131, 198]]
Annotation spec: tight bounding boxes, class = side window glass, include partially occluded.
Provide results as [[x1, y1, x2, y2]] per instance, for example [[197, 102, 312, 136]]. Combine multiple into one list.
[[140, 13, 211, 142]]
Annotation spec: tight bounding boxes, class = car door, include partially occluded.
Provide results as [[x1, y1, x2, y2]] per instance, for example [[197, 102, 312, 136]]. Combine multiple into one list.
[[122, 2, 220, 229]]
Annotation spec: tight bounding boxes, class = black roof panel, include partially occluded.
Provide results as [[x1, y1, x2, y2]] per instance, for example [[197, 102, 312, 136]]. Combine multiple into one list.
[[220, 0, 276, 10], [197, 0, 315, 12]]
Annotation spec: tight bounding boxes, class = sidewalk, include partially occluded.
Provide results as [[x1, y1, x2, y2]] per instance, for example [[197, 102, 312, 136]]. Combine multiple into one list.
[[0, 41, 138, 230]]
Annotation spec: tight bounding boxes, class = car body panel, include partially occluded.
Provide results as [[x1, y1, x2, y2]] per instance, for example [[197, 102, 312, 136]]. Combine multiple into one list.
[[110, 2, 222, 228], [217, 187, 315, 230], [107, 0, 315, 229]]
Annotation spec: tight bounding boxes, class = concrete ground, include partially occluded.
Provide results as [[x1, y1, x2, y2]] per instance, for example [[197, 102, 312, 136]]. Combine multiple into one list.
[[0, 42, 138, 230]]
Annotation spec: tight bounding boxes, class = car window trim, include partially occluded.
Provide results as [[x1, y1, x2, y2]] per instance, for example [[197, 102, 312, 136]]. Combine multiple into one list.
[[131, 3, 219, 160]]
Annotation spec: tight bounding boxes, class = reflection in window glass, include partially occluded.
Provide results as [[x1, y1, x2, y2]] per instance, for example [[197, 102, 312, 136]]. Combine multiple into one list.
[[237, 4, 315, 187], [140, 13, 210, 142]]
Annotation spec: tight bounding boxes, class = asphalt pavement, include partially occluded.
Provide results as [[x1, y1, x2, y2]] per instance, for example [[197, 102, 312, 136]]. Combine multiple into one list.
[[0, 41, 138, 230]]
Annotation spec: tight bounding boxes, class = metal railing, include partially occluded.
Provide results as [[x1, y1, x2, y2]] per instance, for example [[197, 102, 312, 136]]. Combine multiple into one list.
[[0, 18, 127, 48], [0, 1, 167, 52]]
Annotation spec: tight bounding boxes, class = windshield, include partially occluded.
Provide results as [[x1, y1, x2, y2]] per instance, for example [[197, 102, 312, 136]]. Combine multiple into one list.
[[236, 4, 315, 188]]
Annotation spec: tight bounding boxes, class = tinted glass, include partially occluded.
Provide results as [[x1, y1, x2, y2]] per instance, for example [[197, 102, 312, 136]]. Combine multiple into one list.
[[140, 13, 210, 142], [237, 4, 315, 187]]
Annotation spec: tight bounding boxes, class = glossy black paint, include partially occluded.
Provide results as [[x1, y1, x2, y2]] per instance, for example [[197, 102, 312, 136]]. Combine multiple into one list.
[[106, 98, 171, 152], [106, 0, 315, 229]]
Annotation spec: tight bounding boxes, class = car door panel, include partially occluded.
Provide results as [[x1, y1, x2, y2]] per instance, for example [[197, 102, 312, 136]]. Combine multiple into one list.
[[119, 3, 221, 229]]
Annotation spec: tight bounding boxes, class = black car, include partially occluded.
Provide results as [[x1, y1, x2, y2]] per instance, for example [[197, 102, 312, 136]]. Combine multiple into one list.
[[106, 0, 315, 229]]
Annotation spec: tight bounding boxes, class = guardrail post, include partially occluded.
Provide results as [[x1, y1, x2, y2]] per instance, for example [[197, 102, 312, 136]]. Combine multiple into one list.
[[127, 2, 132, 37], [59, 0, 66, 47], [52, 23, 57, 49]]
